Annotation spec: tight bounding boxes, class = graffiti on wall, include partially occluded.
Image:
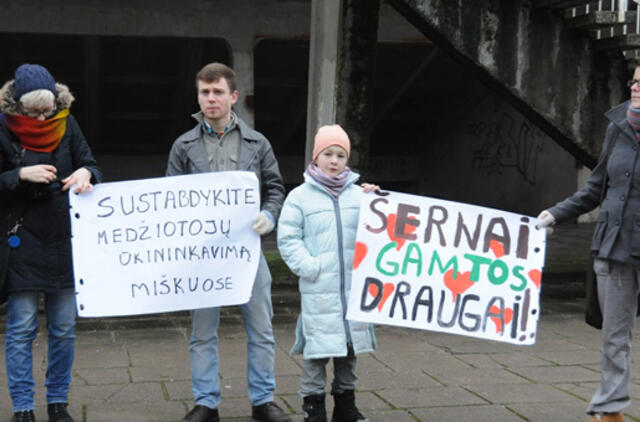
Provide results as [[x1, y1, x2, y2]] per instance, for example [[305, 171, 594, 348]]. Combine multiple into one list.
[[467, 102, 546, 185]]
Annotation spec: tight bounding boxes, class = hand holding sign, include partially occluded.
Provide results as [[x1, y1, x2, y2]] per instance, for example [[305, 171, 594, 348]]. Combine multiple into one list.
[[347, 190, 546, 345], [69, 171, 261, 317]]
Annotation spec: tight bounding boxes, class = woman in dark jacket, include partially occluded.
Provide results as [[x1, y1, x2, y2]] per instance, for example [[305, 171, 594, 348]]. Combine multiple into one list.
[[537, 60, 640, 422], [0, 64, 102, 422]]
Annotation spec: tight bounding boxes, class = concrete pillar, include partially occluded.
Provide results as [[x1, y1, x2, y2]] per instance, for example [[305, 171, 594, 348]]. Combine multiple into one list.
[[335, 0, 380, 179], [305, 0, 342, 164], [232, 37, 256, 127]]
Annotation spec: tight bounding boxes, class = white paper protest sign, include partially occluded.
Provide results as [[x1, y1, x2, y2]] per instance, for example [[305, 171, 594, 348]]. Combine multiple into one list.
[[69, 171, 260, 317], [346, 191, 546, 345]]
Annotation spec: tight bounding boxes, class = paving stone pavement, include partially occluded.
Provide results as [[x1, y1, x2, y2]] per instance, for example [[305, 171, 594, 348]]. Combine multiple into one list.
[[2, 222, 637, 422], [0, 295, 636, 422]]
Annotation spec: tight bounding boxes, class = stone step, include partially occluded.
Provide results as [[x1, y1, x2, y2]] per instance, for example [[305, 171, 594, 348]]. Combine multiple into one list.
[[0, 271, 586, 332], [594, 33, 640, 50], [0, 285, 301, 333], [0, 222, 595, 331], [566, 10, 636, 30], [535, 0, 592, 8]]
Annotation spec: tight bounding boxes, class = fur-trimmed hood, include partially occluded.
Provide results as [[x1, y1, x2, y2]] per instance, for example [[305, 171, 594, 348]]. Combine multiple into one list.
[[0, 80, 74, 115]]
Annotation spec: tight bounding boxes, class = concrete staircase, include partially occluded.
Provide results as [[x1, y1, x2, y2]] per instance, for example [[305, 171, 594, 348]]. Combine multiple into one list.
[[387, 0, 633, 166], [542, 0, 640, 58]]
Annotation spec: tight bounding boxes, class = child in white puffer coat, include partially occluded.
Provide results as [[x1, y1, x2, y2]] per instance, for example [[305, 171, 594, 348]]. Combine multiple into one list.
[[277, 125, 377, 422]]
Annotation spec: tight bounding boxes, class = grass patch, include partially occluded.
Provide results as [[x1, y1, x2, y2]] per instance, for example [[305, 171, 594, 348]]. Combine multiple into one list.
[[264, 249, 298, 287]]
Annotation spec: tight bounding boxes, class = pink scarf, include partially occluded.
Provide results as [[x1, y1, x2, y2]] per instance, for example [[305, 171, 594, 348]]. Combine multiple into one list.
[[305, 163, 351, 197]]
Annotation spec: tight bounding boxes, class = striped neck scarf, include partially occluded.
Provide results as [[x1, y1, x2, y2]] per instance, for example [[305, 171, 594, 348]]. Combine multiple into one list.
[[626, 105, 640, 141], [305, 163, 351, 198], [3, 108, 69, 152]]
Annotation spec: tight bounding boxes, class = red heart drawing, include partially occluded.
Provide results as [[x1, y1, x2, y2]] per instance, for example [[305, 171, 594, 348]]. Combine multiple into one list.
[[353, 242, 368, 270], [489, 306, 513, 333], [386, 213, 419, 250], [528, 269, 542, 289], [443, 269, 475, 302], [489, 239, 505, 258], [368, 282, 396, 312]]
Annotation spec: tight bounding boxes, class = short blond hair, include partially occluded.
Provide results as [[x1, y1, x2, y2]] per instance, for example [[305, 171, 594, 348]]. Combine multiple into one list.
[[20, 89, 55, 110]]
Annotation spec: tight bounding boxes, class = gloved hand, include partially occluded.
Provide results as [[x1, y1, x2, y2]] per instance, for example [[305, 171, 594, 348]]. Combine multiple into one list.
[[536, 210, 556, 235], [252, 211, 275, 235]]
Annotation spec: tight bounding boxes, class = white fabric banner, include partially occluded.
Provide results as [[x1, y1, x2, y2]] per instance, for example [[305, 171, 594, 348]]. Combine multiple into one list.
[[346, 190, 546, 345], [69, 171, 261, 317]]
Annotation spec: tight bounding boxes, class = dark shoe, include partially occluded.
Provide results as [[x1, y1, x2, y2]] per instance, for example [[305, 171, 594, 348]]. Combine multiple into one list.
[[331, 390, 369, 422], [181, 405, 219, 422], [47, 403, 74, 422], [303, 394, 327, 422], [11, 410, 36, 422], [252, 401, 292, 422]]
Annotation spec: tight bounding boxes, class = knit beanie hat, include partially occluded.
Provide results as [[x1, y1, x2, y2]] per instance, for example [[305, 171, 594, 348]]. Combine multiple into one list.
[[312, 125, 351, 160], [12, 64, 56, 100]]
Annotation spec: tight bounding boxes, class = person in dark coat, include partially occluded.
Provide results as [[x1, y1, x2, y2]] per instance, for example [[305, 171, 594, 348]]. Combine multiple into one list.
[[0, 64, 102, 422], [537, 60, 640, 422]]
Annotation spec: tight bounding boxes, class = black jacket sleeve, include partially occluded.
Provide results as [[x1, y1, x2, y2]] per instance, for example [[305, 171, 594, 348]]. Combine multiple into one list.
[[67, 115, 102, 184]]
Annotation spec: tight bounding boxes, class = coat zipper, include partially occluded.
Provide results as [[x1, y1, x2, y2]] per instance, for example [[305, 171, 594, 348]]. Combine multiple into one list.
[[332, 195, 353, 347]]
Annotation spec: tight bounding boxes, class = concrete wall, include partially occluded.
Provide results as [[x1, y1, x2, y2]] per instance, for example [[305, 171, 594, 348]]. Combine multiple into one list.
[[0, 0, 424, 124], [0, 0, 596, 215], [0, 0, 429, 183], [423, 94, 577, 215], [0, 0, 311, 125], [389, 0, 629, 166]]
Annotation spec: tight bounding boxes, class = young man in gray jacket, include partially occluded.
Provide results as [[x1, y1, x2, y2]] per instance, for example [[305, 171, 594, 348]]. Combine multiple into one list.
[[166, 62, 289, 422]]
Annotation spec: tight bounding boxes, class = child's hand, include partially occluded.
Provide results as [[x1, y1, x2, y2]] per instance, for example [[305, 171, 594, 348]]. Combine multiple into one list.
[[361, 183, 380, 193]]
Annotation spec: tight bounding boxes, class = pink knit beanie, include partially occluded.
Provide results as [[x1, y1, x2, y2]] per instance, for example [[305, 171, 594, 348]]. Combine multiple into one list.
[[312, 125, 351, 161]]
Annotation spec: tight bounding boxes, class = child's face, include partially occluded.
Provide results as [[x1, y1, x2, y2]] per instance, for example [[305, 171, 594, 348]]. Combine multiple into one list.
[[315, 145, 348, 176]]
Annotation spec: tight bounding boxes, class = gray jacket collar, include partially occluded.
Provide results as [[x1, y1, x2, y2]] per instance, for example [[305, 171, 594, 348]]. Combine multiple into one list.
[[606, 100, 636, 142], [180, 111, 262, 144], [178, 111, 264, 173], [193, 111, 238, 137]]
